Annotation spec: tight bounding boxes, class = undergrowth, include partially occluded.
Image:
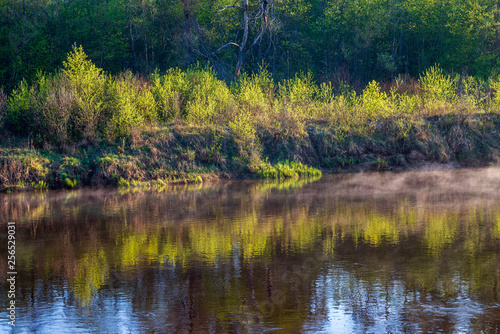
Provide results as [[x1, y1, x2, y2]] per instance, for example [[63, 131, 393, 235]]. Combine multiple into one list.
[[3, 47, 500, 191]]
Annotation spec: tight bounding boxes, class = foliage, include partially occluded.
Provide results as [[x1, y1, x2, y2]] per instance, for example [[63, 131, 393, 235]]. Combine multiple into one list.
[[419, 65, 458, 102], [362, 81, 391, 118], [253, 160, 322, 179], [185, 67, 233, 123], [107, 71, 156, 139], [2, 0, 499, 91], [6, 79, 35, 134], [63, 45, 107, 141], [151, 68, 190, 122]]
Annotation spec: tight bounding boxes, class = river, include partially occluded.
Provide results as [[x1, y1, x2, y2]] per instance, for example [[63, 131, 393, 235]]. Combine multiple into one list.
[[1, 168, 500, 333]]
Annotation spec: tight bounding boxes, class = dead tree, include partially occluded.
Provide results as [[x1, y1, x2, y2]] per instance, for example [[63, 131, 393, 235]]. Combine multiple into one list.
[[215, 0, 271, 76]]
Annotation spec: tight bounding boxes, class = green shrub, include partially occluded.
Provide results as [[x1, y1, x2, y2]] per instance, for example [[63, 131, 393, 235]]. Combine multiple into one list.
[[6, 79, 36, 134], [396, 93, 419, 115], [229, 108, 260, 162], [151, 68, 190, 122], [185, 67, 233, 123], [229, 109, 256, 141], [6, 71, 75, 145], [318, 82, 334, 104], [458, 75, 484, 112], [63, 44, 106, 141], [284, 72, 317, 103], [490, 80, 500, 111], [362, 80, 391, 118], [253, 160, 321, 179], [32, 180, 48, 191], [117, 177, 130, 188], [420, 65, 457, 102], [107, 71, 156, 139], [237, 74, 269, 114], [64, 177, 79, 189]]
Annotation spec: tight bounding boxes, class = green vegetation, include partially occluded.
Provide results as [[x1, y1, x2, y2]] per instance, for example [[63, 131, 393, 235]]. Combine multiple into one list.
[[252, 160, 322, 179], [4, 46, 500, 191], [1, 0, 499, 88], [1, 0, 500, 191]]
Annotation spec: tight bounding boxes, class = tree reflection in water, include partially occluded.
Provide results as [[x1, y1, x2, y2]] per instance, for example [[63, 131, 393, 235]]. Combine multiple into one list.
[[0, 169, 500, 332]]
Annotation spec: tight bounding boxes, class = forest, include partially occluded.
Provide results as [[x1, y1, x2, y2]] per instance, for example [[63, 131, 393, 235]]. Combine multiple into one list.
[[2, 0, 500, 191], [1, 0, 499, 88]]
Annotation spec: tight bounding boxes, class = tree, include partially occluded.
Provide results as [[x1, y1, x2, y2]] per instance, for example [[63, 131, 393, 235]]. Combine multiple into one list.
[[213, 0, 273, 76]]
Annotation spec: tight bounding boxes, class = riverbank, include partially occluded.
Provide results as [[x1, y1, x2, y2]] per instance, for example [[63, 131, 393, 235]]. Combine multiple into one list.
[[1, 112, 499, 192], [2, 48, 500, 192]]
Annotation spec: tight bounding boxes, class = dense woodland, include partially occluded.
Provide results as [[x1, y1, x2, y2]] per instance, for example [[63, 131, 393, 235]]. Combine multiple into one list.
[[1, 0, 500, 88]]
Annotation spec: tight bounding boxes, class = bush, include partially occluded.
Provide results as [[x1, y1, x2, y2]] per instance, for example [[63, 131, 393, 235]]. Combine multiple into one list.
[[459, 75, 483, 111], [185, 67, 233, 123], [253, 160, 321, 179], [284, 72, 317, 103], [37, 74, 74, 145], [420, 65, 457, 102], [63, 44, 106, 141], [229, 109, 260, 162], [236, 74, 269, 115], [107, 71, 156, 140], [362, 80, 391, 118], [6, 79, 36, 134], [151, 68, 190, 122]]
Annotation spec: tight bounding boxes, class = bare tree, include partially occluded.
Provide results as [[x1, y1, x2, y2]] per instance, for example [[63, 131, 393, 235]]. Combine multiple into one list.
[[215, 0, 272, 76]]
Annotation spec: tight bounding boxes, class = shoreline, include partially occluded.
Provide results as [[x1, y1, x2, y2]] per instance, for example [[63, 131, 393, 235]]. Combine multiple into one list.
[[1, 112, 499, 193]]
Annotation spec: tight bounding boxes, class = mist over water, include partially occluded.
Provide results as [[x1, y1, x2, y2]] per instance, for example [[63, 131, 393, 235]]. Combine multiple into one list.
[[1, 168, 500, 333]]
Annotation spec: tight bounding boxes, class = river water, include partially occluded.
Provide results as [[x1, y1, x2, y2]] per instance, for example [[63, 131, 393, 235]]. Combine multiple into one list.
[[1, 168, 500, 333]]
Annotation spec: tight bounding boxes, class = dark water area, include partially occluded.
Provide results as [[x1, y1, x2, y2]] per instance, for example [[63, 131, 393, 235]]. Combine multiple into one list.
[[1, 168, 500, 333]]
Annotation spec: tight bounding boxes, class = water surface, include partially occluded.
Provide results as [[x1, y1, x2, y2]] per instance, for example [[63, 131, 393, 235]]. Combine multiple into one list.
[[1, 169, 500, 333]]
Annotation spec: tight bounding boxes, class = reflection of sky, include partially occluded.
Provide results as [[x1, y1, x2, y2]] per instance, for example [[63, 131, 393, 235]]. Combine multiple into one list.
[[0, 281, 142, 334], [0, 265, 498, 333], [304, 266, 489, 334]]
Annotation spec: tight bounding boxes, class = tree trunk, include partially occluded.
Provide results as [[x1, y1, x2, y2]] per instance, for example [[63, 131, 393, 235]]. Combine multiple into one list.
[[126, 0, 137, 71]]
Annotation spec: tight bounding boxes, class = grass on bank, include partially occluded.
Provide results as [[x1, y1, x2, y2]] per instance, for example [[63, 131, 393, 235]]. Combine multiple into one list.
[[2, 45, 500, 191]]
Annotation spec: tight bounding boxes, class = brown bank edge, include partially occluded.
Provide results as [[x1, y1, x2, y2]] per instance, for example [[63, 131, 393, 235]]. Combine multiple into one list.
[[1, 112, 500, 193]]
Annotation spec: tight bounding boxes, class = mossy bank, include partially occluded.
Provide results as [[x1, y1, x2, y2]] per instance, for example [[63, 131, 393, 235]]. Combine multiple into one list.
[[2, 112, 500, 192]]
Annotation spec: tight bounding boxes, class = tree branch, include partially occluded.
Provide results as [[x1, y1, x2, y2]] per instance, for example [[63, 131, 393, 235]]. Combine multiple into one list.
[[214, 42, 240, 54], [218, 0, 243, 12]]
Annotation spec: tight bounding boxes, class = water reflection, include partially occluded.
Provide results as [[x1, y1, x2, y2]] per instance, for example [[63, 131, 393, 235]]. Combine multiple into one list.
[[1, 169, 500, 332]]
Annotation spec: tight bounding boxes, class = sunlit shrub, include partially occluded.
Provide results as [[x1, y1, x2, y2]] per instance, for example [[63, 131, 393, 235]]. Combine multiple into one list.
[[228, 109, 260, 162], [285, 72, 317, 103], [252, 160, 321, 179], [458, 75, 484, 112], [396, 93, 419, 115], [311, 82, 335, 121], [7, 71, 76, 145], [318, 82, 334, 104], [237, 74, 269, 115], [419, 65, 457, 110], [63, 44, 106, 141], [362, 80, 392, 118], [107, 71, 156, 139], [185, 67, 233, 123], [490, 80, 500, 111], [151, 68, 190, 122]]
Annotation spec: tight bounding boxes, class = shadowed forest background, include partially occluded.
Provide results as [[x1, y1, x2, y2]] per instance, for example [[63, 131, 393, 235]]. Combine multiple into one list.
[[1, 0, 500, 88]]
